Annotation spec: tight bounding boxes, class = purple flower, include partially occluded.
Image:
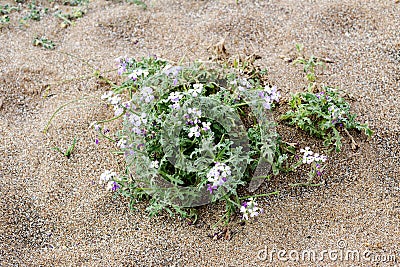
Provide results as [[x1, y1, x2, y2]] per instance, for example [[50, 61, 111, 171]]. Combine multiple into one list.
[[137, 143, 145, 149], [112, 182, 121, 191], [117, 62, 127, 75], [168, 92, 183, 103], [207, 184, 217, 194], [140, 87, 155, 103], [316, 92, 325, 99], [317, 170, 322, 176], [164, 66, 182, 77], [95, 138, 99, 145], [258, 86, 280, 110], [262, 100, 271, 110], [170, 103, 181, 110]]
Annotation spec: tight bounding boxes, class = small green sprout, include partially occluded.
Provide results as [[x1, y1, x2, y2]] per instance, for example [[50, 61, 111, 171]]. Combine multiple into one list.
[[52, 138, 77, 159], [33, 36, 56, 50], [126, 0, 147, 9]]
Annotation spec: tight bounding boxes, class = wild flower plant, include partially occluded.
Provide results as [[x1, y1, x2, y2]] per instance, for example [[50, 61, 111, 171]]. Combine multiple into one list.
[[87, 50, 370, 225], [94, 56, 289, 222], [281, 87, 373, 152]]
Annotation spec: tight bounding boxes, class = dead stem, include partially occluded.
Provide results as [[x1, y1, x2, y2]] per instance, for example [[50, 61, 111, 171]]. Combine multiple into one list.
[[343, 127, 358, 150]]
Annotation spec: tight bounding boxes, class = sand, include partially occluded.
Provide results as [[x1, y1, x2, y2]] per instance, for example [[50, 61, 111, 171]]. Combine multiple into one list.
[[0, 0, 399, 266]]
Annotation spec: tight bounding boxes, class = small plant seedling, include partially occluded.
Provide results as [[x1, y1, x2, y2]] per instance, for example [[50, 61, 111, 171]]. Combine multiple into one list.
[[126, 0, 147, 9], [0, 4, 19, 15], [293, 55, 324, 83], [63, 0, 89, 6], [33, 36, 56, 50], [0, 15, 10, 26], [54, 7, 86, 28], [26, 2, 47, 21], [292, 43, 334, 89], [52, 138, 77, 158], [19, 2, 48, 26]]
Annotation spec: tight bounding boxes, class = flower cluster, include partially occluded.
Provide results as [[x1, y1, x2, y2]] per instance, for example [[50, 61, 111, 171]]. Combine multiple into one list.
[[168, 92, 183, 109], [240, 198, 262, 220], [328, 105, 344, 124], [116, 56, 130, 75], [300, 147, 327, 164], [128, 69, 149, 81], [163, 65, 182, 85], [258, 85, 280, 109], [140, 87, 155, 103], [206, 162, 231, 194], [127, 112, 148, 135], [99, 170, 121, 191], [101, 90, 127, 117], [184, 107, 202, 125], [183, 108, 211, 138], [188, 83, 203, 97], [230, 78, 252, 91]]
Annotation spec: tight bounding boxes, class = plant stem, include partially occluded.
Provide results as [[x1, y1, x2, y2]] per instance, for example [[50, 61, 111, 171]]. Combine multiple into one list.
[[238, 190, 279, 200], [343, 127, 358, 150]]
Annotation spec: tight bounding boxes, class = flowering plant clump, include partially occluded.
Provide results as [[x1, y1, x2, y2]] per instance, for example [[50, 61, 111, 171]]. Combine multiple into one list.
[[89, 54, 370, 224], [93, 56, 296, 221], [281, 87, 373, 152]]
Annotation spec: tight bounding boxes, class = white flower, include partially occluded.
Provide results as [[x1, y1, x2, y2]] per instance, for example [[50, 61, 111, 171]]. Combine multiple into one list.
[[300, 147, 314, 164], [140, 113, 147, 124], [106, 181, 115, 191], [149, 160, 159, 169], [188, 84, 203, 97], [300, 147, 313, 157], [99, 170, 118, 185], [109, 95, 121, 105], [188, 126, 201, 138], [91, 122, 100, 131], [240, 198, 262, 220], [129, 69, 149, 80], [201, 121, 211, 131], [300, 147, 327, 164], [168, 92, 183, 103], [101, 91, 113, 100], [117, 138, 127, 149]]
